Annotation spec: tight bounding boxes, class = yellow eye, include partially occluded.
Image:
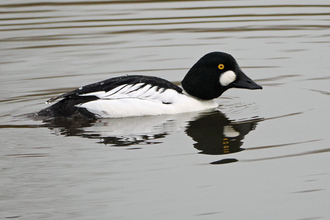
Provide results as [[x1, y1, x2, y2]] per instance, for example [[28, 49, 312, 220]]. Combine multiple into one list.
[[218, 64, 225, 70]]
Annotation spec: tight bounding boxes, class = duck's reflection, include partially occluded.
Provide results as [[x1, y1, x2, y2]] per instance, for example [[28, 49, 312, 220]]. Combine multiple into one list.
[[186, 111, 260, 155], [42, 113, 188, 146], [41, 110, 262, 155]]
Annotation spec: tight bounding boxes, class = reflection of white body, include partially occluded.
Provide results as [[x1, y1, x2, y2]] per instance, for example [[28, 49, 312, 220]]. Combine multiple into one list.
[[82, 111, 209, 138]]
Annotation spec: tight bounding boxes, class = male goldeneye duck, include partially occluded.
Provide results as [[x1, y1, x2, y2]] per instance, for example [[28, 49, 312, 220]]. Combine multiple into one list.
[[37, 51, 262, 119]]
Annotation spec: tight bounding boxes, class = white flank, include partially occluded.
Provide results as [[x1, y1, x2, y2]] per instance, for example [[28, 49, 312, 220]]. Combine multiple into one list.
[[76, 86, 218, 118], [219, 70, 236, 86]]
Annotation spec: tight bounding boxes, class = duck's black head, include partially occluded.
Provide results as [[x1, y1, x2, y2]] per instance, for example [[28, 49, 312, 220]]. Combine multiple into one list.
[[181, 51, 262, 100]]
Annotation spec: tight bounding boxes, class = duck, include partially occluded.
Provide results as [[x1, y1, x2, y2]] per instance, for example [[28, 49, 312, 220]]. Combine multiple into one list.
[[37, 51, 262, 119]]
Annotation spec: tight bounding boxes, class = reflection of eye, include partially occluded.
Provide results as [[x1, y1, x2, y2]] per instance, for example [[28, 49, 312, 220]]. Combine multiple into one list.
[[218, 64, 225, 70]]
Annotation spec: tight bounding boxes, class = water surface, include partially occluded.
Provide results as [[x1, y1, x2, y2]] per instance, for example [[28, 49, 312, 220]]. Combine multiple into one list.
[[1, 1, 330, 219]]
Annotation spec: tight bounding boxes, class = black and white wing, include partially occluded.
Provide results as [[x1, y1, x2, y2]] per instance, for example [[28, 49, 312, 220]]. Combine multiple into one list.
[[39, 75, 183, 118], [47, 75, 182, 103]]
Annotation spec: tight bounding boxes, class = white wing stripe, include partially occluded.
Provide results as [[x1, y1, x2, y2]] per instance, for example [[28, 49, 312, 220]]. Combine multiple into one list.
[[115, 84, 134, 94], [142, 86, 158, 98], [105, 84, 127, 96], [79, 84, 128, 98], [79, 91, 105, 97], [79, 83, 179, 103], [126, 83, 144, 93], [131, 84, 152, 97]]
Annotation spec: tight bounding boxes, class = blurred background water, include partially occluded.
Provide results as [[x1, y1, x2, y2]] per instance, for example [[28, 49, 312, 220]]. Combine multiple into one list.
[[1, 1, 330, 219]]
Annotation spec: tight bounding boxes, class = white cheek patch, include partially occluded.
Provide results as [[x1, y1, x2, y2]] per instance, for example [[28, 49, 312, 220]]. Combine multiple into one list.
[[219, 70, 236, 86]]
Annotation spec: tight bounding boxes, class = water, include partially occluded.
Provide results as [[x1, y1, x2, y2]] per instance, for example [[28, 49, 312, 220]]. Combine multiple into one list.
[[1, 1, 330, 219]]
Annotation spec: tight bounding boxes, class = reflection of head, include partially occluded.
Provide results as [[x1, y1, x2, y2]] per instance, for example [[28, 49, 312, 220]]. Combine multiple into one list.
[[185, 111, 260, 155]]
